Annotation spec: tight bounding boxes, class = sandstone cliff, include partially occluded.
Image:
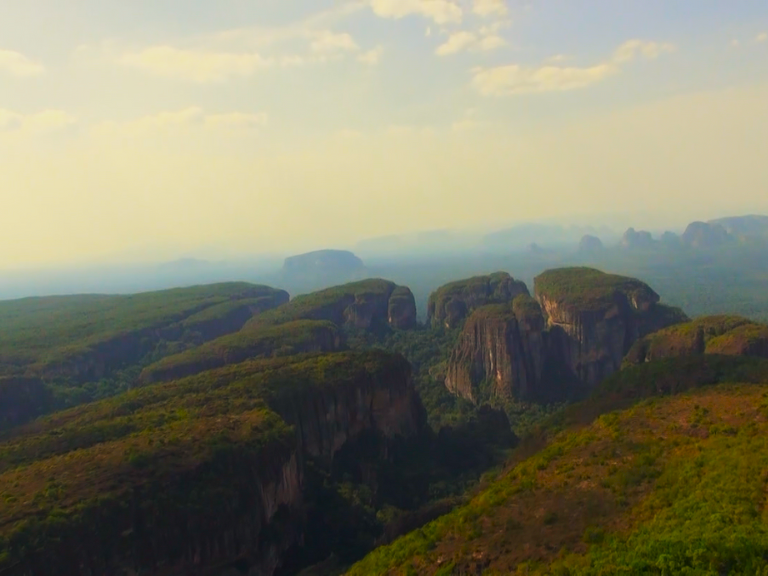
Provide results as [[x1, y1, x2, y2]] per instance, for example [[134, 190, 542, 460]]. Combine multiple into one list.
[[535, 267, 688, 388], [444, 296, 550, 403], [0, 352, 424, 576], [442, 268, 687, 405], [427, 272, 529, 329]]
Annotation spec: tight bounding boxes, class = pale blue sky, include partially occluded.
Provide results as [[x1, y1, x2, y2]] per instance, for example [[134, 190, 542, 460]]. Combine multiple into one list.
[[1, 1, 767, 266]]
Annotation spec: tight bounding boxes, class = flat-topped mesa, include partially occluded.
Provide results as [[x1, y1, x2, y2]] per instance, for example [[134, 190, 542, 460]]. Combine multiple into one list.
[[427, 272, 530, 329], [534, 267, 688, 387], [247, 279, 417, 333], [624, 315, 768, 366], [444, 295, 551, 404], [0, 351, 424, 576]]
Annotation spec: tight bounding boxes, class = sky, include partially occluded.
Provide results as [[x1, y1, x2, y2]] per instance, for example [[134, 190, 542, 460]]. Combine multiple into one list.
[[1, 0, 767, 267]]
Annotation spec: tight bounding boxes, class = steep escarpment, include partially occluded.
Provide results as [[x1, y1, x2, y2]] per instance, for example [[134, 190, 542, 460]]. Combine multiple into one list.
[[139, 320, 343, 384], [442, 268, 687, 405], [247, 279, 417, 333], [534, 267, 688, 387], [427, 272, 529, 329], [444, 296, 553, 404], [0, 351, 424, 576], [624, 315, 768, 365]]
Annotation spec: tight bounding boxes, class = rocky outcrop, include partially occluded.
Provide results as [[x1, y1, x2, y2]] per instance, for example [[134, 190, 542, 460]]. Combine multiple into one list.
[[250, 279, 417, 333], [682, 221, 733, 248], [427, 272, 529, 329], [620, 228, 655, 250], [578, 235, 604, 252], [444, 297, 551, 403], [387, 286, 418, 330], [265, 353, 425, 464], [283, 250, 365, 276], [442, 268, 688, 404], [625, 315, 768, 365], [535, 268, 688, 387]]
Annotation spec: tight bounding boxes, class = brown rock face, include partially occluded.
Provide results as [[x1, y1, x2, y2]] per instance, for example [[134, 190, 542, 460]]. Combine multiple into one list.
[[388, 286, 418, 330], [428, 272, 530, 329], [444, 298, 548, 403], [442, 268, 688, 404]]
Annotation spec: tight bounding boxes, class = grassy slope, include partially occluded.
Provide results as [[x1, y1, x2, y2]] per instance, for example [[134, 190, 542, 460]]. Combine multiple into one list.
[[139, 320, 341, 383], [0, 351, 403, 570], [347, 356, 768, 575], [626, 315, 768, 364], [0, 283, 286, 370]]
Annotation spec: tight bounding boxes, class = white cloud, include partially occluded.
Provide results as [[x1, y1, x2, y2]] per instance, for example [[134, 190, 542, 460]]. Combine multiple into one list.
[[92, 108, 268, 137], [119, 46, 272, 82], [370, 0, 463, 25], [0, 49, 45, 77], [545, 54, 571, 64], [358, 46, 384, 65], [473, 39, 674, 96], [756, 32, 768, 44], [452, 108, 482, 131], [612, 39, 676, 63], [473, 0, 508, 17], [310, 31, 359, 53], [472, 63, 616, 95], [436, 31, 477, 55], [0, 109, 76, 134], [435, 21, 508, 55]]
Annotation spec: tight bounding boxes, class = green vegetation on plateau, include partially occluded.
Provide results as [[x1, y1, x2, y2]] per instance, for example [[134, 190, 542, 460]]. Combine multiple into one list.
[[246, 278, 399, 328], [348, 357, 768, 575], [534, 267, 660, 311], [625, 315, 768, 365], [139, 320, 341, 383], [0, 350, 407, 573]]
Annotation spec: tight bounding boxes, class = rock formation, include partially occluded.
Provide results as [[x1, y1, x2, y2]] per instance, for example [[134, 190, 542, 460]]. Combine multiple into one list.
[[534, 268, 688, 387], [620, 227, 655, 250], [442, 268, 688, 404], [427, 272, 529, 329], [0, 351, 425, 576], [249, 279, 417, 333], [624, 315, 768, 365], [708, 214, 768, 239], [444, 296, 553, 403], [681, 221, 733, 248], [578, 235, 604, 252]]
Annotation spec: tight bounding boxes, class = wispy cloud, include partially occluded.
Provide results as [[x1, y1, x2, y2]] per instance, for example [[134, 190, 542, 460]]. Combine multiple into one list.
[[0, 109, 76, 134], [0, 49, 46, 77], [435, 20, 509, 55], [310, 31, 359, 54], [358, 46, 384, 65], [119, 47, 272, 82], [370, 0, 463, 25], [472, 0, 508, 18], [472, 39, 675, 96], [92, 107, 268, 136], [757, 32, 768, 44], [612, 39, 676, 63]]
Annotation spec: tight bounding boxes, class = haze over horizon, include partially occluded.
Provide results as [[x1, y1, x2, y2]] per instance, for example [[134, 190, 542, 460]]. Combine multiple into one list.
[[2, 0, 768, 268]]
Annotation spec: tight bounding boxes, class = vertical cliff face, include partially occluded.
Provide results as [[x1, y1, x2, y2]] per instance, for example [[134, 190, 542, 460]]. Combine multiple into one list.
[[427, 272, 530, 329], [534, 268, 688, 388], [444, 297, 547, 403], [442, 269, 688, 405], [0, 352, 424, 576], [264, 354, 425, 463]]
